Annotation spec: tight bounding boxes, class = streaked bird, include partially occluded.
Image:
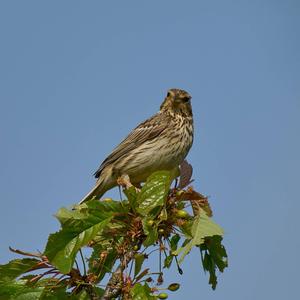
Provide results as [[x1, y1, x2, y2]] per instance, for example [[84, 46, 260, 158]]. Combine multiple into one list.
[[79, 88, 194, 204]]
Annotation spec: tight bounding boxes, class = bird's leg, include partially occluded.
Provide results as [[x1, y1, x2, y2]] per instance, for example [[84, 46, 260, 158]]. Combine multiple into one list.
[[174, 178, 178, 189], [118, 185, 123, 201]]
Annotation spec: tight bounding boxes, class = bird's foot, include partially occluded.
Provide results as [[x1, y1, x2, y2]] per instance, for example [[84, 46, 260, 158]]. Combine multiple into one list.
[[117, 174, 141, 193], [117, 174, 132, 189]]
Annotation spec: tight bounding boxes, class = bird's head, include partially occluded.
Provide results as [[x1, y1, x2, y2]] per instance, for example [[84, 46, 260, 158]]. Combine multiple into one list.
[[160, 88, 192, 117]]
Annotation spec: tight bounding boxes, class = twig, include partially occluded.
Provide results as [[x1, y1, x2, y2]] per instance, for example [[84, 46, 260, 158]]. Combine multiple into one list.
[[9, 247, 43, 258]]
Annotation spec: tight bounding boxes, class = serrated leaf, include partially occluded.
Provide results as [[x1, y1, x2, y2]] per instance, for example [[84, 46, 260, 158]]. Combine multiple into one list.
[[200, 236, 228, 290], [134, 254, 145, 278], [205, 236, 228, 272], [44, 213, 113, 273], [0, 258, 40, 282], [174, 210, 224, 263], [55, 208, 85, 226], [137, 171, 171, 217], [130, 283, 156, 300]]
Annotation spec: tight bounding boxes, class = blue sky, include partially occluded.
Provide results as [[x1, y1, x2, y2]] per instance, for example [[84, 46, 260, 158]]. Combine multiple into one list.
[[0, 1, 299, 299]]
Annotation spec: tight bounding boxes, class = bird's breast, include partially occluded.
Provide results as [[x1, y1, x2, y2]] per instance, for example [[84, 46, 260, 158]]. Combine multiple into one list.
[[122, 116, 193, 183]]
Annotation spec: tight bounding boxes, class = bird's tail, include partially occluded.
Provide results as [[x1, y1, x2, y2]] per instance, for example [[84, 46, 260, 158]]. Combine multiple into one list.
[[78, 179, 106, 205]]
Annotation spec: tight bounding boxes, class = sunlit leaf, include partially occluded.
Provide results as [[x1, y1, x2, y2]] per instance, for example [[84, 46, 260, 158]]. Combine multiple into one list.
[[45, 212, 113, 273], [137, 171, 171, 217], [174, 210, 224, 263]]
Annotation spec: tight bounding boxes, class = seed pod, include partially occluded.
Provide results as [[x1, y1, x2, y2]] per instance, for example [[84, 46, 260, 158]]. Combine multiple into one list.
[[176, 190, 184, 197], [168, 283, 180, 291], [176, 210, 189, 218], [147, 220, 154, 226], [158, 293, 168, 299], [133, 245, 140, 251]]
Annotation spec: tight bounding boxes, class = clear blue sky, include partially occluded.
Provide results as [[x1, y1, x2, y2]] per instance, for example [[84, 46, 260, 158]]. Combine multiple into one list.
[[0, 1, 299, 299]]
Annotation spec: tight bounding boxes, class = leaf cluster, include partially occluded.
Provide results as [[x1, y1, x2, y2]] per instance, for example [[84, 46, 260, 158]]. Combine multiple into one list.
[[0, 170, 228, 299]]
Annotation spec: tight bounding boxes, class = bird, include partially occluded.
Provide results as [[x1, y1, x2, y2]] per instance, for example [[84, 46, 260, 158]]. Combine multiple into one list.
[[79, 88, 194, 204]]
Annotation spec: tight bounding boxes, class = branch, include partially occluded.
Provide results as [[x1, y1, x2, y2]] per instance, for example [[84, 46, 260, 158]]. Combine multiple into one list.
[[101, 251, 134, 300]]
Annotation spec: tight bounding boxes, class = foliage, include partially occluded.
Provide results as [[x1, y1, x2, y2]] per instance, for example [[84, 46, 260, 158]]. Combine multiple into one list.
[[0, 168, 228, 299]]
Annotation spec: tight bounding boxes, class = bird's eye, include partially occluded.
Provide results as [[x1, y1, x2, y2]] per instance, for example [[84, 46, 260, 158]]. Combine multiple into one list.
[[182, 96, 190, 102], [167, 92, 171, 97]]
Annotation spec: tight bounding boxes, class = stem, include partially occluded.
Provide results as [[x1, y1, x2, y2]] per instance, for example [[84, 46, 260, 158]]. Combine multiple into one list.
[[118, 186, 123, 201], [129, 258, 134, 278], [166, 238, 183, 275], [74, 259, 80, 271], [159, 247, 162, 274], [79, 249, 87, 276]]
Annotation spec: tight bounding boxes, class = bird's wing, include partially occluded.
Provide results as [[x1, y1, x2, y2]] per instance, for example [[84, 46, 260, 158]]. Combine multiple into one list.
[[94, 112, 169, 178]]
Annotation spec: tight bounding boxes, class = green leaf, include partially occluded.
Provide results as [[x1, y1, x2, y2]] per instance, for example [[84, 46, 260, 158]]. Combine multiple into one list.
[[179, 219, 193, 238], [123, 186, 138, 210], [204, 236, 228, 272], [134, 254, 145, 278], [158, 207, 168, 221], [169, 234, 180, 251], [0, 258, 39, 282], [15, 289, 44, 300], [163, 255, 173, 269], [142, 219, 158, 247], [130, 283, 156, 300], [93, 286, 105, 297], [76, 290, 90, 300], [39, 286, 69, 299], [55, 207, 85, 226], [174, 210, 224, 263], [44, 211, 113, 273], [88, 244, 117, 283], [85, 199, 129, 214], [0, 280, 44, 300], [200, 236, 228, 290], [137, 171, 171, 217], [63, 200, 129, 226], [203, 251, 217, 290], [164, 234, 181, 269]]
